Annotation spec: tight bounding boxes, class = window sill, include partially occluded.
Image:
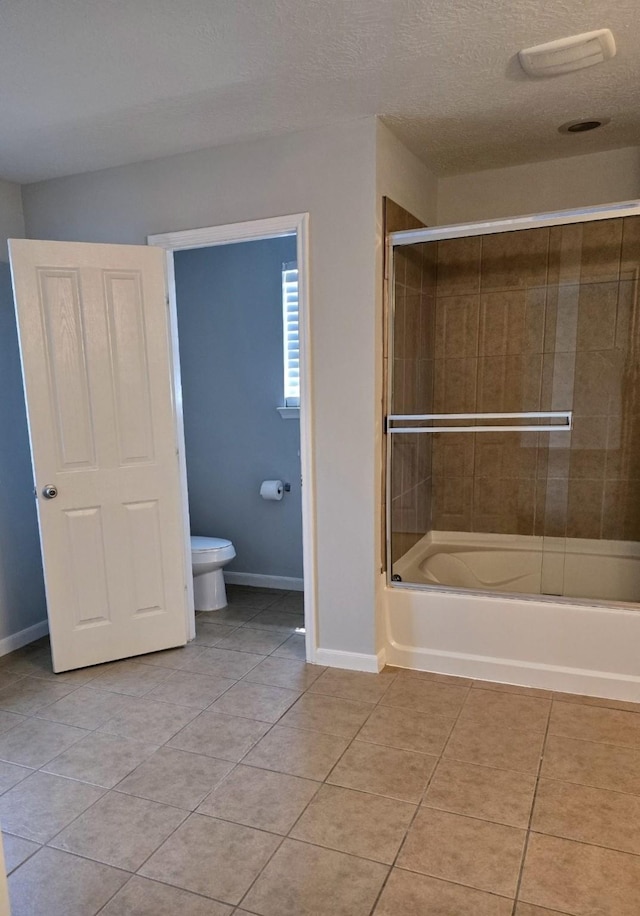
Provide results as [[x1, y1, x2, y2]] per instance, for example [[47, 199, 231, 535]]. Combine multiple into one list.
[[277, 407, 300, 420]]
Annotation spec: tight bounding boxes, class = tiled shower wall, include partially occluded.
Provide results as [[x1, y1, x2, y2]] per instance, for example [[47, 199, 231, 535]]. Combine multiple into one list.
[[390, 215, 640, 556]]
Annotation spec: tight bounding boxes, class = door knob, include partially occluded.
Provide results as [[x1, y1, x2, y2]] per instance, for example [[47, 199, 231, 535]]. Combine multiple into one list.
[[42, 485, 58, 499]]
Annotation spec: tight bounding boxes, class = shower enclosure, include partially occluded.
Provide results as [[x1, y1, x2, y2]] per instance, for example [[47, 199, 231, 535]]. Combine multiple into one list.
[[386, 203, 640, 607]]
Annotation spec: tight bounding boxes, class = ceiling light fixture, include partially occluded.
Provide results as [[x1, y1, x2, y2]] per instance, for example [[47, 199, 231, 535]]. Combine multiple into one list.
[[558, 118, 610, 134], [519, 29, 616, 78]]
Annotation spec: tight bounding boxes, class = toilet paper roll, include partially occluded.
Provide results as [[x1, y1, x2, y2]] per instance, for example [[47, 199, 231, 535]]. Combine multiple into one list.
[[260, 480, 284, 501]]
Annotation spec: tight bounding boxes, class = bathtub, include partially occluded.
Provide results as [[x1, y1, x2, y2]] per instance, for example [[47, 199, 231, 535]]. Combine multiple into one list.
[[384, 531, 640, 701], [392, 531, 640, 603]]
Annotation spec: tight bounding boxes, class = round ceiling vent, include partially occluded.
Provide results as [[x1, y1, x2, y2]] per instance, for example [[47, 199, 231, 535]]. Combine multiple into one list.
[[558, 118, 610, 134]]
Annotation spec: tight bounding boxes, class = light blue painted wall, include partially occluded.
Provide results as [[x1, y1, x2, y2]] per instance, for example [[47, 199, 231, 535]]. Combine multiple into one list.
[[174, 235, 303, 579], [0, 263, 46, 639]]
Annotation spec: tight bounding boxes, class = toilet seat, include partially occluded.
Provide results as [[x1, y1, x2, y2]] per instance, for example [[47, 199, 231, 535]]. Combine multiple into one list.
[[190, 535, 236, 563]]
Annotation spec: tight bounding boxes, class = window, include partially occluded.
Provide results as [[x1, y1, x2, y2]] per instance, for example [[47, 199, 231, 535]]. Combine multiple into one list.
[[282, 261, 300, 408]]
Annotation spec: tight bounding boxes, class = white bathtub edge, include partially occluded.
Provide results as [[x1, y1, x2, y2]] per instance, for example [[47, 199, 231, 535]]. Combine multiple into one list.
[[314, 648, 385, 673], [384, 641, 640, 702]]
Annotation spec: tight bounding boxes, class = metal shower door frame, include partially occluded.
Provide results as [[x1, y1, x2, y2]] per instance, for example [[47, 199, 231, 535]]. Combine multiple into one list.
[[384, 198, 640, 587]]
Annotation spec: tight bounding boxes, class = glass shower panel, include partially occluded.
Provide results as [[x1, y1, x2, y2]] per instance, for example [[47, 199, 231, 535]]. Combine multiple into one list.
[[387, 214, 640, 606]]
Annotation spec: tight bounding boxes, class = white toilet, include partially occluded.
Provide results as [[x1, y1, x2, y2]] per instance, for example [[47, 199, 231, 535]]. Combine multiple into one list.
[[190, 535, 236, 611]]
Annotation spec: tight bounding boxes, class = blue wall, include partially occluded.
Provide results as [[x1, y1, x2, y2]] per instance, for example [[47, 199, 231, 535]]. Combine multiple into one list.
[[174, 236, 303, 579], [0, 264, 46, 639]]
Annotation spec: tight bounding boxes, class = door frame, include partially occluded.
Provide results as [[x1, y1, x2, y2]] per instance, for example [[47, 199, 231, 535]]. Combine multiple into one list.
[[148, 214, 317, 659]]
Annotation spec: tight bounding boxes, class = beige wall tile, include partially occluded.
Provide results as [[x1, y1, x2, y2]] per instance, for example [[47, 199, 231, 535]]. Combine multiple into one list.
[[480, 228, 549, 292], [579, 218, 623, 284], [436, 236, 481, 296]]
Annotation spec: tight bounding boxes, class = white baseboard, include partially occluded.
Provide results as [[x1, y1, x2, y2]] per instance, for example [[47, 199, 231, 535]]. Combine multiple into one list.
[[224, 572, 304, 591], [0, 619, 49, 658], [313, 647, 385, 673], [384, 644, 640, 703]]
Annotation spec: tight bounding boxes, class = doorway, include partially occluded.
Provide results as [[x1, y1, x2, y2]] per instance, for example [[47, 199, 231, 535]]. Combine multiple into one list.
[[148, 215, 316, 660]]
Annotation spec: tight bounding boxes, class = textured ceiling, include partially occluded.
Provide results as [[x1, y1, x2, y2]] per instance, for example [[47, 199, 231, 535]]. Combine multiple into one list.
[[0, 0, 638, 183]]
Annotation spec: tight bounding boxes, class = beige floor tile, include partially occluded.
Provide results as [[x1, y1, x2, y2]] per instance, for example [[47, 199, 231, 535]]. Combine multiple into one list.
[[198, 605, 260, 624], [268, 592, 304, 613], [357, 704, 454, 755], [243, 608, 304, 633], [100, 875, 233, 915], [0, 678, 74, 714], [87, 660, 173, 696], [192, 621, 239, 646], [209, 681, 300, 723], [552, 691, 640, 714], [98, 696, 200, 744], [541, 735, 640, 794], [473, 681, 552, 699], [393, 668, 474, 687], [532, 778, 640, 855], [327, 739, 437, 803], [458, 690, 551, 733], [51, 790, 186, 871], [227, 586, 285, 610], [147, 669, 237, 709], [515, 905, 569, 916], [0, 716, 87, 767], [183, 647, 265, 679], [374, 869, 514, 915], [0, 672, 27, 692], [397, 808, 526, 897], [423, 759, 536, 827], [243, 657, 325, 691], [520, 832, 640, 916], [0, 771, 104, 843], [0, 710, 25, 736], [549, 700, 640, 749], [213, 628, 290, 656], [308, 668, 397, 704], [381, 678, 469, 718], [290, 783, 415, 863], [168, 711, 270, 762], [242, 838, 388, 916], [9, 847, 129, 916], [197, 763, 319, 833], [444, 720, 545, 774], [2, 834, 40, 874], [34, 686, 131, 729], [43, 731, 158, 788], [243, 725, 349, 780], [3, 651, 100, 685], [0, 760, 31, 793], [278, 693, 374, 738], [140, 813, 281, 904], [116, 746, 233, 809], [271, 634, 306, 660], [136, 645, 208, 669]]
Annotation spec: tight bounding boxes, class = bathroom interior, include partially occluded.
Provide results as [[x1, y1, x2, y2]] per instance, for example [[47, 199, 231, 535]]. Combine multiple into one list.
[[386, 205, 640, 610], [172, 234, 304, 611]]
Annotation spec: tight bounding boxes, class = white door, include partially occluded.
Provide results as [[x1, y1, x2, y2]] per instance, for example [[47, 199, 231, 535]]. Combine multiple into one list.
[[9, 239, 190, 672]]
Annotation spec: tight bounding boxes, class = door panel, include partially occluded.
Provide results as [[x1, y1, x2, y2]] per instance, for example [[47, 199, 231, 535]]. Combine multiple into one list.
[[9, 239, 189, 672]]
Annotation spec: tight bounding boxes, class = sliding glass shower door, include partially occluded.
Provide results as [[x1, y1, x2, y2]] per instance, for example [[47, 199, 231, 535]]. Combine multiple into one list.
[[387, 207, 640, 605]]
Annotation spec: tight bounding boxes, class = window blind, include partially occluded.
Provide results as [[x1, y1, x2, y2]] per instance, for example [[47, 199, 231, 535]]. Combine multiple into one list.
[[282, 261, 300, 407]]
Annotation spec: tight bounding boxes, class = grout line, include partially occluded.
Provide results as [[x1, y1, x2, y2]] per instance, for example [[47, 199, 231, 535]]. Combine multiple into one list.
[[510, 696, 553, 915], [364, 682, 473, 915]]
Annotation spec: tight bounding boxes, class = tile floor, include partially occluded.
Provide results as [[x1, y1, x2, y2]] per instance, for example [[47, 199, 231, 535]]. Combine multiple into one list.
[[0, 585, 639, 914]]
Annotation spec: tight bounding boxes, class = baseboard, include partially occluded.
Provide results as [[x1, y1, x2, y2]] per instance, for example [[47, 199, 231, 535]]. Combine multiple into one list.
[[0, 619, 49, 658], [224, 572, 304, 591], [384, 644, 640, 703], [313, 648, 384, 673]]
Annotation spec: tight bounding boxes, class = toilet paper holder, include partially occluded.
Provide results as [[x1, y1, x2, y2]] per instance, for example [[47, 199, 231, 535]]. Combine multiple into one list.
[[283, 482, 291, 492]]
